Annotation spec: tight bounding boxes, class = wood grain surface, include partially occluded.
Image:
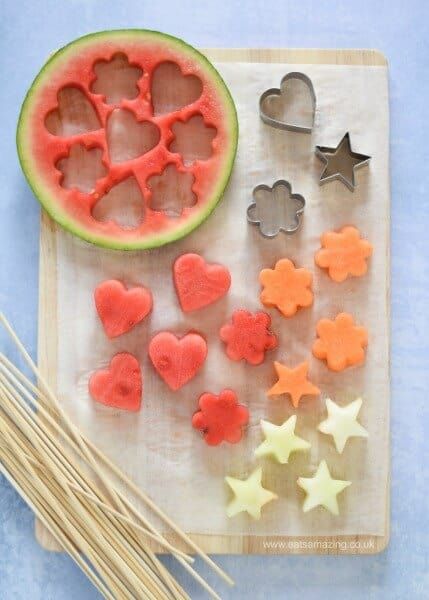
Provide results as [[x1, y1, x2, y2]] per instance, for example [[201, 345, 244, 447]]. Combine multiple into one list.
[[37, 47, 389, 554]]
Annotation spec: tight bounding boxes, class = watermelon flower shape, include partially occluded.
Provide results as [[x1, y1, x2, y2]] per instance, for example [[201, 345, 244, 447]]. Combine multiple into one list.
[[192, 389, 249, 446], [219, 309, 278, 365], [315, 226, 373, 282], [312, 312, 368, 371], [259, 258, 313, 318]]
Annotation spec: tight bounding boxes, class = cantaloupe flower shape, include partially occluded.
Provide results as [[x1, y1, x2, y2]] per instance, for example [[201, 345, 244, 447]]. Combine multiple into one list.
[[312, 312, 368, 372], [267, 360, 320, 408], [259, 258, 313, 318], [315, 226, 373, 282]]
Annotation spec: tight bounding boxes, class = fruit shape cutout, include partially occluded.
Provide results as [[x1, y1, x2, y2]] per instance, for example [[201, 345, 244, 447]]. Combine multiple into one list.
[[149, 332, 207, 390], [259, 258, 313, 318], [192, 389, 249, 446], [17, 30, 238, 250], [318, 398, 368, 453], [315, 226, 373, 282], [45, 86, 101, 136], [225, 467, 278, 520], [219, 310, 278, 365], [267, 361, 320, 408], [297, 460, 351, 515], [94, 279, 153, 338], [90, 53, 143, 104], [173, 253, 231, 312], [89, 353, 142, 412], [106, 108, 160, 163], [312, 312, 368, 372], [254, 416, 311, 464]]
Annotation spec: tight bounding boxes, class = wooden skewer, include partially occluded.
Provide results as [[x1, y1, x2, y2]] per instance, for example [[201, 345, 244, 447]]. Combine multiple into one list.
[[0, 313, 232, 599], [0, 456, 114, 600], [0, 346, 234, 589], [0, 361, 190, 600]]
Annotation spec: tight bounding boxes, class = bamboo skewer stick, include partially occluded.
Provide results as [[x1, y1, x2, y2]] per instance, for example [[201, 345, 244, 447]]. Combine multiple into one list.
[[0, 380, 179, 600], [0, 347, 234, 589], [0, 313, 233, 599], [0, 361, 193, 600], [0, 366, 187, 598]]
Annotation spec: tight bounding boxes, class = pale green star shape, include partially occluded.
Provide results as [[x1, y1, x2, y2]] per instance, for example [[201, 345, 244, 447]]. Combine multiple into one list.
[[254, 416, 311, 464], [318, 397, 368, 453], [297, 460, 351, 515], [225, 467, 278, 520]]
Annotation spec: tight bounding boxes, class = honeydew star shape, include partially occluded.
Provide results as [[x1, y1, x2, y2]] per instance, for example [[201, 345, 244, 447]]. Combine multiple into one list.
[[297, 460, 351, 515], [315, 132, 371, 191], [318, 397, 368, 454], [267, 361, 320, 407], [225, 467, 278, 520], [254, 416, 311, 464]]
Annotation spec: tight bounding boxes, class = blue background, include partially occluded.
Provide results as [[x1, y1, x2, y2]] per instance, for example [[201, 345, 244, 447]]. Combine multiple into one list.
[[1, 1, 428, 598]]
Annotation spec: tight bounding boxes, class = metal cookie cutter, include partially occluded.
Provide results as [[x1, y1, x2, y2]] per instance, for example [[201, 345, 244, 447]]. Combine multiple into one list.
[[247, 180, 305, 238], [259, 72, 316, 133], [315, 132, 371, 191]]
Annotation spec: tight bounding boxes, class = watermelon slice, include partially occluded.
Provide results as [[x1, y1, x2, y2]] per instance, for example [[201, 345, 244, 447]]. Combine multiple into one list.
[[94, 279, 152, 338], [89, 352, 142, 411], [17, 30, 238, 250], [173, 253, 231, 312], [220, 309, 278, 365], [149, 331, 207, 390], [192, 389, 249, 446]]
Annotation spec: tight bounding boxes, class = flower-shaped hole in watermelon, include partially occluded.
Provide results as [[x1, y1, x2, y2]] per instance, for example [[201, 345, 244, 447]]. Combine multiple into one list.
[[18, 30, 238, 249]]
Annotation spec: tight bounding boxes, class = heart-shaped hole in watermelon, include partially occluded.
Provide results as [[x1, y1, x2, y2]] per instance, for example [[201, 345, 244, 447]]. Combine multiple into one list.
[[45, 86, 102, 137], [151, 61, 203, 116], [18, 30, 238, 250], [106, 108, 160, 163], [92, 176, 145, 229]]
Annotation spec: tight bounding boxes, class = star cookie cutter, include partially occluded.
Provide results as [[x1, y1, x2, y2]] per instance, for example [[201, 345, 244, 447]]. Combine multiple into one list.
[[259, 72, 316, 133], [315, 132, 371, 191], [247, 179, 305, 238]]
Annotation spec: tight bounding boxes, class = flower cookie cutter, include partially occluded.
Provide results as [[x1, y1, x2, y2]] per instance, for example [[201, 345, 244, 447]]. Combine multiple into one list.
[[259, 72, 316, 133], [247, 179, 305, 238]]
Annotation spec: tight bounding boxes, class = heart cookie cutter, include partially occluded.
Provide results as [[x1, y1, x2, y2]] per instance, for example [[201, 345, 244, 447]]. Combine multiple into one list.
[[247, 179, 305, 238], [259, 72, 316, 133]]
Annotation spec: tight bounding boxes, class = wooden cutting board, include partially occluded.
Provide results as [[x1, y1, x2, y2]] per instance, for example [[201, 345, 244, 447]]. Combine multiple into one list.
[[37, 47, 389, 555]]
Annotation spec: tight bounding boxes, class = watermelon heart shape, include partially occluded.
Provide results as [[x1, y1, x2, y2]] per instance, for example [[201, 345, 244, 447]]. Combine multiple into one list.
[[149, 331, 207, 390], [89, 353, 142, 411], [173, 253, 231, 312], [94, 279, 153, 338], [106, 108, 160, 163]]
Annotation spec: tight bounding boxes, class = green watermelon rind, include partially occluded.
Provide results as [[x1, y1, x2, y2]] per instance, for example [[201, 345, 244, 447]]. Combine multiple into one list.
[[16, 29, 238, 250]]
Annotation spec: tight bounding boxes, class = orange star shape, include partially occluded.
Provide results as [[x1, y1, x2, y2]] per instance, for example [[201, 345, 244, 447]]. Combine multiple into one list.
[[267, 361, 320, 407], [315, 226, 373, 282], [312, 312, 368, 372], [259, 258, 313, 318]]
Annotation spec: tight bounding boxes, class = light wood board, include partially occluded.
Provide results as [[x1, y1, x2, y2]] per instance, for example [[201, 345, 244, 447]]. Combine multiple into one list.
[[37, 47, 389, 555]]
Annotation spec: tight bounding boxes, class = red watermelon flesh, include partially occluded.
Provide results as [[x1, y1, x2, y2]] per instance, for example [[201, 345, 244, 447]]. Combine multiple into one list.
[[89, 352, 142, 411], [94, 279, 152, 338], [149, 331, 207, 390], [192, 389, 249, 446], [220, 309, 278, 365], [173, 253, 231, 312], [17, 30, 238, 250]]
